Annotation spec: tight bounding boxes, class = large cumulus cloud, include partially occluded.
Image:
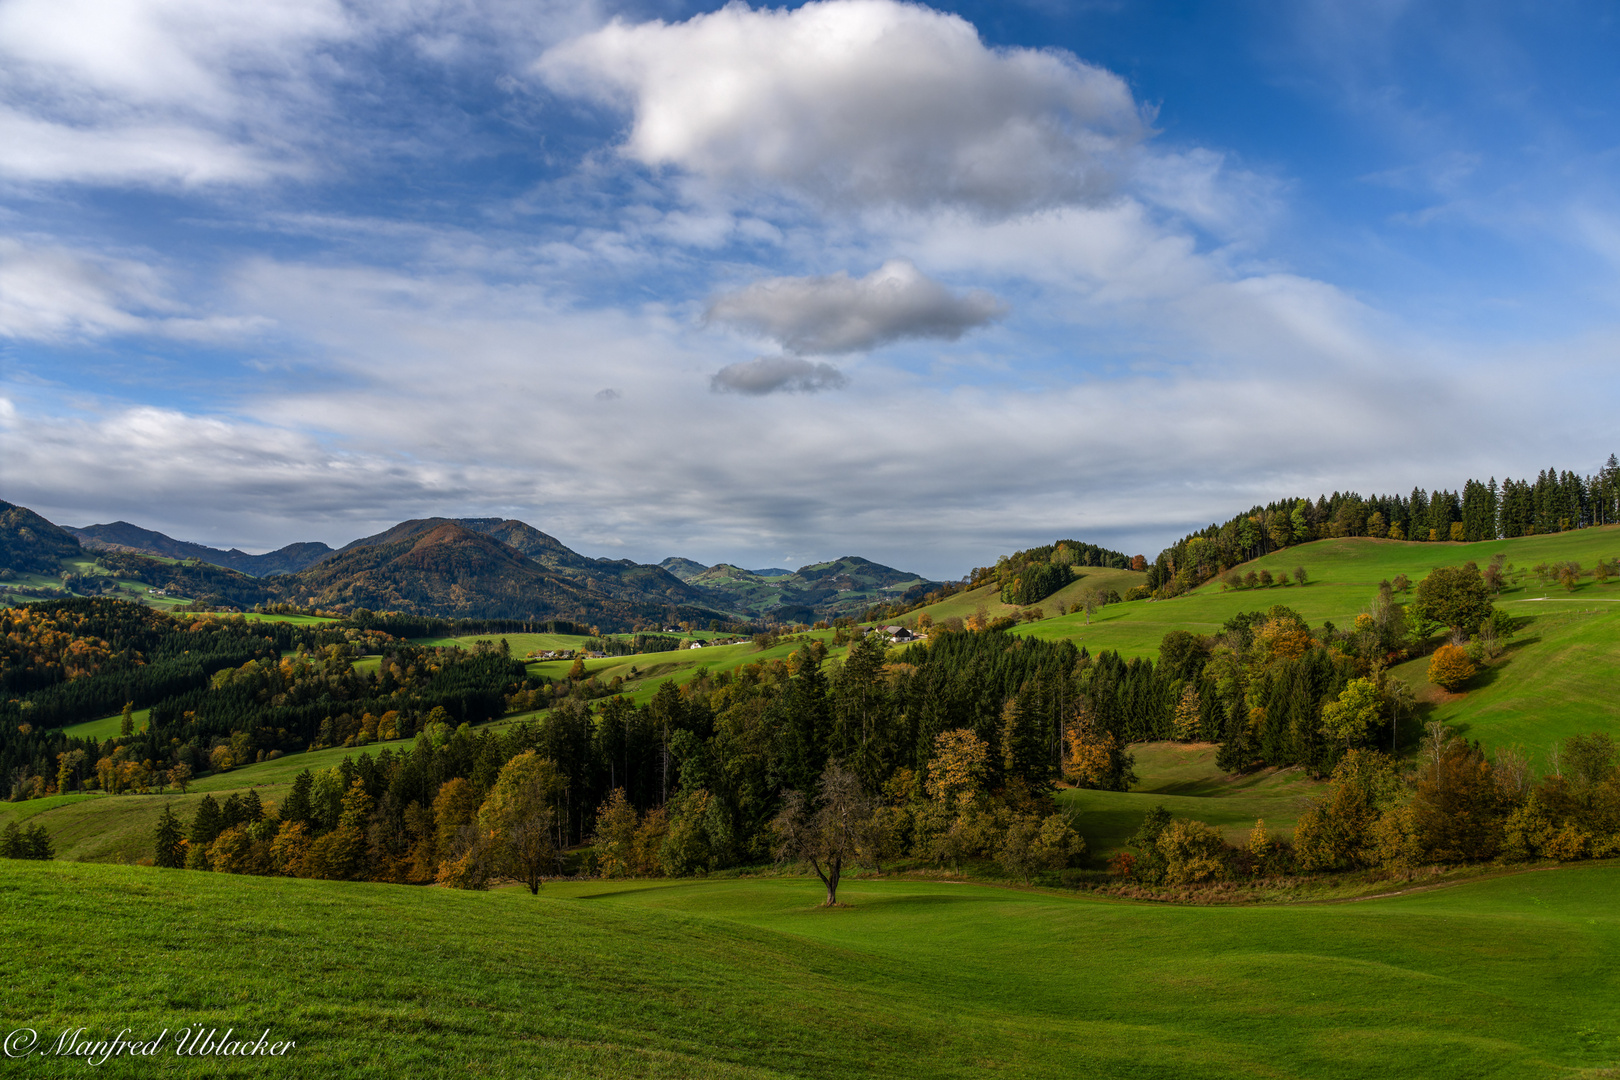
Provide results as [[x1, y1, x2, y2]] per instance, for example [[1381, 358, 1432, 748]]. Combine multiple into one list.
[[535, 0, 1147, 216]]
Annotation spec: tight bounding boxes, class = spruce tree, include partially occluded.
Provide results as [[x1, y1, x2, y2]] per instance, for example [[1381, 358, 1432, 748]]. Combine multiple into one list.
[[0, 820, 23, 859], [221, 793, 246, 829], [282, 770, 314, 827], [119, 701, 134, 737], [25, 824, 53, 860], [241, 788, 263, 824], [154, 804, 185, 868], [190, 795, 223, 847]]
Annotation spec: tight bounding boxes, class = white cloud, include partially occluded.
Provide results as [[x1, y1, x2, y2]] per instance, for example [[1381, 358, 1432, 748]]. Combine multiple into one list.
[[706, 258, 1004, 355], [0, 237, 267, 341], [0, 0, 600, 187], [5, 239, 1611, 577], [710, 356, 849, 394], [536, 0, 1146, 216]]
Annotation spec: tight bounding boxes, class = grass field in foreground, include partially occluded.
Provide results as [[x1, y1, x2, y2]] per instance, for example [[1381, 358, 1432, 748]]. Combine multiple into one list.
[[2, 860, 1616, 1078]]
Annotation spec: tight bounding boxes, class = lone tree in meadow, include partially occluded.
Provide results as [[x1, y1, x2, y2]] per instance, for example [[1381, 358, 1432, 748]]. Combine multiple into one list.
[[1414, 563, 1493, 636], [772, 761, 876, 906]]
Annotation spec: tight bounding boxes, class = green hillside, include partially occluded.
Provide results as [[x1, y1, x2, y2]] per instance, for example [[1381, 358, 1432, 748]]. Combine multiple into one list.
[[906, 565, 1147, 625], [1004, 528, 1620, 767], [4, 860, 1618, 1078], [1058, 742, 1321, 854], [1012, 527, 1620, 658]]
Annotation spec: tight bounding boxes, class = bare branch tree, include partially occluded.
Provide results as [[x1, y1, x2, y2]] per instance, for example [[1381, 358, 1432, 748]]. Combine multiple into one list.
[[771, 761, 875, 906]]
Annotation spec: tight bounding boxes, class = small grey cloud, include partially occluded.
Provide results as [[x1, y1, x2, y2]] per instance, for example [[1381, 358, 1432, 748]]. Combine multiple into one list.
[[710, 356, 849, 395], [706, 259, 1005, 355], [595, 388, 622, 400]]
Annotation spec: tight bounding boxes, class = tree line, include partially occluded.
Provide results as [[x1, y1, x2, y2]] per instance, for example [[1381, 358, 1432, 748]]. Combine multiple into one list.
[[1147, 454, 1620, 598]]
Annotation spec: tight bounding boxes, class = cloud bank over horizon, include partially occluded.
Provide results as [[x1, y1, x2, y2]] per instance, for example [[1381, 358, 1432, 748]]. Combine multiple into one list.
[[3, 0, 1619, 578]]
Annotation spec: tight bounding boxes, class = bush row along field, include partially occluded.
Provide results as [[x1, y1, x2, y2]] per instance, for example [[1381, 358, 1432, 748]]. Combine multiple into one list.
[[3, 859, 1618, 1079]]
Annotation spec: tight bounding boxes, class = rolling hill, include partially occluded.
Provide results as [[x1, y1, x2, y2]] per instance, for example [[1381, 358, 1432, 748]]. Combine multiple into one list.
[[0, 501, 82, 575], [661, 554, 941, 622], [4, 858, 1617, 1078], [67, 520, 334, 576], [289, 521, 723, 627]]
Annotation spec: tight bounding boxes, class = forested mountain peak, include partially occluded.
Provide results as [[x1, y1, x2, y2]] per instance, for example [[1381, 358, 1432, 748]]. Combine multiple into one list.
[[0, 502, 83, 575]]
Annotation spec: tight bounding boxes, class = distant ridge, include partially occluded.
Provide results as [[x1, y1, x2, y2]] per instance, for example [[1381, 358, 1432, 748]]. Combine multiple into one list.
[[68, 521, 333, 577]]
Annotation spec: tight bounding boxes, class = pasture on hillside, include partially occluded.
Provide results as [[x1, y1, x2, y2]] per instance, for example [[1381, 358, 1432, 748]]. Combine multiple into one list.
[[2, 860, 1616, 1078]]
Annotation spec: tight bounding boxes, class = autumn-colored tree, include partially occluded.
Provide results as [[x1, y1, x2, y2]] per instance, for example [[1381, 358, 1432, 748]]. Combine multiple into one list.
[[925, 729, 989, 813], [1293, 750, 1402, 871], [168, 762, 192, 794], [1246, 818, 1273, 871], [632, 806, 669, 874], [1063, 701, 1135, 791], [479, 751, 563, 894], [567, 656, 587, 681], [1410, 733, 1503, 863], [269, 820, 311, 877], [55, 749, 86, 794], [1172, 684, 1201, 742], [1256, 615, 1312, 661], [1427, 643, 1476, 691], [207, 825, 263, 875], [592, 788, 640, 878], [1156, 819, 1228, 886]]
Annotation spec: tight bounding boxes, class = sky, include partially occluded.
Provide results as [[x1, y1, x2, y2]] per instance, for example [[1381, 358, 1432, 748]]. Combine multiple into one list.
[[1, 0, 1618, 580]]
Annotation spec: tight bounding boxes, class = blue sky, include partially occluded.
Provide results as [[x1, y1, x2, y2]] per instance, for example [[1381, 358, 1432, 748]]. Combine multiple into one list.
[[1, 0, 1617, 579]]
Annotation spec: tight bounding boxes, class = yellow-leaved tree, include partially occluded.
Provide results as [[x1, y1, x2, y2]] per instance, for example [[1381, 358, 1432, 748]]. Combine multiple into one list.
[[478, 751, 563, 895], [925, 729, 988, 814], [1427, 643, 1476, 691]]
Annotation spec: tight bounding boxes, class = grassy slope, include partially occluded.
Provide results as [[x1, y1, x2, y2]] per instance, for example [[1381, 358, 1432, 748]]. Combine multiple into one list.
[[57, 707, 152, 740], [1013, 527, 1620, 661], [3, 860, 1617, 1078], [1012, 528, 1620, 767], [0, 739, 419, 864], [1058, 742, 1321, 854], [907, 565, 1147, 625]]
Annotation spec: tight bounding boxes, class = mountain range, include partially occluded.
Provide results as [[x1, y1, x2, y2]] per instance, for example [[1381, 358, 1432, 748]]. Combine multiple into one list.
[[1, 501, 939, 628]]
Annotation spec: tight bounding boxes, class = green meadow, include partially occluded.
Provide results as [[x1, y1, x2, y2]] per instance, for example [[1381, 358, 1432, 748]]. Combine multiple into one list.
[[2, 859, 1617, 1078], [1058, 742, 1321, 853], [57, 707, 152, 741], [996, 528, 1620, 768], [0, 739, 419, 864]]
